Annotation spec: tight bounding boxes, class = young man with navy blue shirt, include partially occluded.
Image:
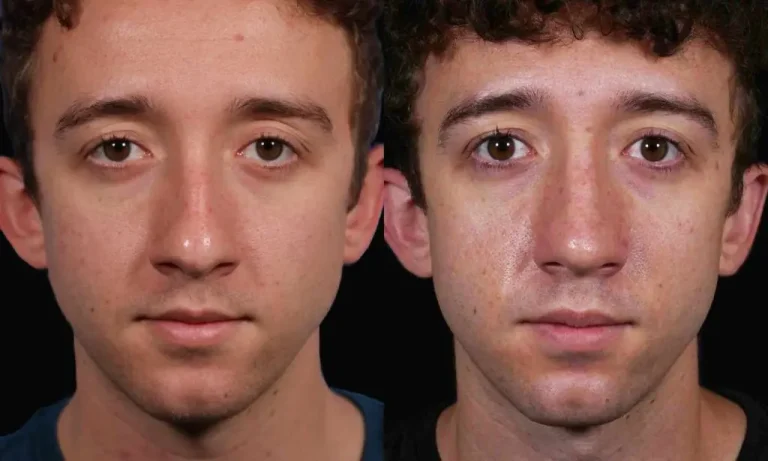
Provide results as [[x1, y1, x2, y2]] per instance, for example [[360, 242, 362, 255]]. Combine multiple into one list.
[[0, 1, 384, 460]]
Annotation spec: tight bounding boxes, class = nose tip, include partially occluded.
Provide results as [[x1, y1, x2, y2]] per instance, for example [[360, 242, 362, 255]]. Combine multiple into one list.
[[148, 169, 239, 282], [533, 172, 629, 279], [152, 236, 239, 280], [539, 238, 625, 277]]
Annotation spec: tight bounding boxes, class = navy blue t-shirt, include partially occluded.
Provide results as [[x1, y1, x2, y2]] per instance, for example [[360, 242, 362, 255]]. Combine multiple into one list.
[[0, 388, 383, 461]]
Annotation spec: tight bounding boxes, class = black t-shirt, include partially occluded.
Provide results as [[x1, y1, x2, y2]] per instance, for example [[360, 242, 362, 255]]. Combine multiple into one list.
[[386, 391, 768, 461], [0, 388, 383, 461]]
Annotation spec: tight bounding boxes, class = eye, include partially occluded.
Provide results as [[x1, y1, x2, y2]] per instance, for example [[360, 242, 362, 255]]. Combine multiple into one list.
[[474, 132, 533, 163], [239, 137, 297, 166], [626, 135, 682, 163], [89, 138, 147, 164]]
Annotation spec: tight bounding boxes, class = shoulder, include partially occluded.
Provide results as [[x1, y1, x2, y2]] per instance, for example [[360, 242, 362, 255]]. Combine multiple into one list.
[[720, 390, 768, 461], [332, 389, 384, 461], [333, 388, 384, 428], [0, 399, 67, 461], [385, 402, 448, 461]]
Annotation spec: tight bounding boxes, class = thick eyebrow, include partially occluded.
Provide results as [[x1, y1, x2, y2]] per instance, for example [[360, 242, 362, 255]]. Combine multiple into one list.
[[614, 90, 720, 146], [54, 95, 154, 139], [227, 97, 333, 134], [438, 88, 547, 146], [53, 95, 335, 139]]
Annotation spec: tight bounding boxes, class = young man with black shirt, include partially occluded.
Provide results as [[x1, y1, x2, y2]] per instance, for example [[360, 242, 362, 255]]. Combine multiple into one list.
[[381, 1, 768, 460], [0, 0, 384, 460]]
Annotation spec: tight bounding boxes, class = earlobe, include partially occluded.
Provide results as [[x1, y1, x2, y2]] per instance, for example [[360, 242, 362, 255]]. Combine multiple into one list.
[[720, 164, 768, 275], [343, 144, 385, 264], [0, 157, 47, 269], [382, 168, 432, 278]]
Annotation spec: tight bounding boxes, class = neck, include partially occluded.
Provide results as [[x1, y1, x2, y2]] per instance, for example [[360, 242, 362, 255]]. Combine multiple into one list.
[[58, 331, 364, 461], [440, 341, 745, 461]]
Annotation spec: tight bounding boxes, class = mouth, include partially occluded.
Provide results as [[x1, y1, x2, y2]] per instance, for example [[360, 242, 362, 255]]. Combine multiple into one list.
[[520, 310, 633, 353], [522, 310, 632, 329], [140, 309, 247, 324], [138, 309, 249, 347]]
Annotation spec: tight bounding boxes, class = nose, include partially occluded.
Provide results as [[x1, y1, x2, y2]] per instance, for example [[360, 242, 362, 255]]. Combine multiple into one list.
[[149, 163, 239, 281], [532, 152, 629, 279]]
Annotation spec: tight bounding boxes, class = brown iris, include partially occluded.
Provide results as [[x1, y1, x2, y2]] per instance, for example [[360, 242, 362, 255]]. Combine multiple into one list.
[[102, 139, 133, 162], [256, 138, 285, 161], [640, 136, 670, 162], [486, 134, 516, 161]]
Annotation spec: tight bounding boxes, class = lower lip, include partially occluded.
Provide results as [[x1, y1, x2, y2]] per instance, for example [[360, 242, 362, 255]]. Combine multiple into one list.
[[143, 320, 242, 347], [526, 323, 629, 353]]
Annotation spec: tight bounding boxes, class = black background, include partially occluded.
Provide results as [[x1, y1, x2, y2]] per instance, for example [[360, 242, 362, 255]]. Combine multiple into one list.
[[1, 77, 767, 435]]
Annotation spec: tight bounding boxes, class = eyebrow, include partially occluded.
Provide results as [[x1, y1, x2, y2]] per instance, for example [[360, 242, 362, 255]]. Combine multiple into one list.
[[438, 88, 546, 146], [227, 96, 333, 133], [54, 95, 334, 139], [55, 95, 154, 138], [614, 90, 720, 145]]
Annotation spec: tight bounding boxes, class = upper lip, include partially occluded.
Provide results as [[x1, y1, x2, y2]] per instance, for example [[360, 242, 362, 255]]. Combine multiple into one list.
[[142, 309, 243, 324], [524, 310, 631, 328]]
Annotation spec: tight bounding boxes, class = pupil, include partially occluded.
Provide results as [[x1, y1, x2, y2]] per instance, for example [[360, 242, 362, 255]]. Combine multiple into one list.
[[488, 135, 514, 160], [104, 140, 131, 162], [641, 136, 668, 162], [258, 139, 283, 161]]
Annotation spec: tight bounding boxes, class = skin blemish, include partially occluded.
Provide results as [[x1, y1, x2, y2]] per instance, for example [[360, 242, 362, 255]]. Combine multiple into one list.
[[234, 33, 244, 42], [52, 51, 59, 63]]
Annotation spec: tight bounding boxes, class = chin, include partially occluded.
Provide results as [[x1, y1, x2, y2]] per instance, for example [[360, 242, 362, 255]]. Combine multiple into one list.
[[512, 376, 635, 429], [146, 390, 250, 431], [127, 371, 256, 430]]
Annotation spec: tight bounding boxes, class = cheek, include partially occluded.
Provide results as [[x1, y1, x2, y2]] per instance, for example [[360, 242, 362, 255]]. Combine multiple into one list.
[[427, 185, 531, 334], [40, 193, 148, 329], [245, 193, 349, 322], [636, 205, 724, 336]]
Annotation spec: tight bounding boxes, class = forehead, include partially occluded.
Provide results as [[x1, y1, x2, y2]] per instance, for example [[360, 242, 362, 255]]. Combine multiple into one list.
[[30, 0, 353, 129], [417, 31, 736, 134]]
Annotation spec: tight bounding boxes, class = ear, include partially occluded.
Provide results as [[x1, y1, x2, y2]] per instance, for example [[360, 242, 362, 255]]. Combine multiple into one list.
[[0, 157, 47, 269], [382, 168, 432, 278], [343, 144, 385, 264], [720, 164, 768, 275]]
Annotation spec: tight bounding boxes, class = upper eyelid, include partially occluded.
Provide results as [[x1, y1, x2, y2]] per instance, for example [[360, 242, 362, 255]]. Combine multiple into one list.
[[239, 134, 299, 156], [85, 135, 147, 158], [625, 130, 691, 158], [83, 132, 302, 157], [467, 129, 533, 156]]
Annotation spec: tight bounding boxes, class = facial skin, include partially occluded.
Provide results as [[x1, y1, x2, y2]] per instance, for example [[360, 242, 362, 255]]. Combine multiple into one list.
[[0, 0, 382, 457], [385, 30, 768, 460]]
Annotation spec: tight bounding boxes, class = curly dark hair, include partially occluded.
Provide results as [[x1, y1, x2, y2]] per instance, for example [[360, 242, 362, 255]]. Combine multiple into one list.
[[0, 0, 383, 206], [381, 0, 768, 211]]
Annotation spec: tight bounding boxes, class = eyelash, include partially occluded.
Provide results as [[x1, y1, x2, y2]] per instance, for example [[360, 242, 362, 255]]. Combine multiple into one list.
[[83, 133, 301, 168], [84, 134, 148, 168], [463, 128, 691, 175], [235, 132, 302, 176], [627, 128, 690, 175], [465, 127, 533, 172]]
